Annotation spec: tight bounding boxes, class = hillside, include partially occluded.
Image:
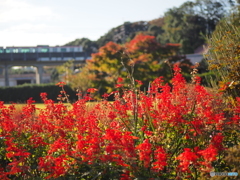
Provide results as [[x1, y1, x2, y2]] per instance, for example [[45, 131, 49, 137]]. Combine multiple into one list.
[[65, 0, 238, 54], [65, 18, 164, 54]]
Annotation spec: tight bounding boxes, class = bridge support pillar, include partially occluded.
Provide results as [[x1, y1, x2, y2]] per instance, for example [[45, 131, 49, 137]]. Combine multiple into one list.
[[4, 65, 10, 87], [35, 65, 44, 84]]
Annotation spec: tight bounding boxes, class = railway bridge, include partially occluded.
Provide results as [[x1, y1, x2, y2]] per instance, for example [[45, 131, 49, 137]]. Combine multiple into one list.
[[0, 45, 90, 86]]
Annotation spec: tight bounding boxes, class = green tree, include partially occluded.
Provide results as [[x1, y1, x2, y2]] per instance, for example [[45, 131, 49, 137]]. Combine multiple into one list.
[[160, 1, 207, 54], [68, 65, 96, 97], [194, 0, 231, 35], [96, 29, 118, 48], [56, 60, 75, 84], [204, 13, 240, 99], [50, 68, 60, 83], [159, 0, 235, 54]]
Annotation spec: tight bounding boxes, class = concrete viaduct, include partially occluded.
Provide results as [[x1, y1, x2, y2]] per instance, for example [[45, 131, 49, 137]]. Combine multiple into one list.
[[0, 49, 90, 86]]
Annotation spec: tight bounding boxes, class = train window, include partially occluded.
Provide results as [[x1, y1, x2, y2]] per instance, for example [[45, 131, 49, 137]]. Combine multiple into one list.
[[0, 49, 4, 53], [21, 49, 30, 53], [13, 49, 19, 53], [41, 48, 48, 53], [6, 49, 11, 53], [61, 48, 66, 52], [53, 48, 58, 52]]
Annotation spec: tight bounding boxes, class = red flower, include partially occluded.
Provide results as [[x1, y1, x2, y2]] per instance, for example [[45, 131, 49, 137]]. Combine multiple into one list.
[[211, 133, 224, 151], [117, 77, 124, 83], [120, 170, 131, 180], [136, 139, 152, 168], [56, 81, 66, 87], [135, 80, 143, 85], [115, 84, 124, 88], [152, 146, 167, 171], [176, 148, 198, 171], [102, 93, 109, 98], [40, 92, 48, 101], [87, 88, 98, 93], [108, 111, 117, 120], [198, 144, 218, 162], [26, 97, 35, 104]]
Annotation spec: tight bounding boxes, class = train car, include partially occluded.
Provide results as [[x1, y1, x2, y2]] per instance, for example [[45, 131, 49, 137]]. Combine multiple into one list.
[[2, 45, 83, 53], [0, 45, 85, 62]]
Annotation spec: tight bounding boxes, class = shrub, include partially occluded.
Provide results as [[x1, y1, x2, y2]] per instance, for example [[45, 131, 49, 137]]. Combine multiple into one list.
[[0, 66, 239, 179]]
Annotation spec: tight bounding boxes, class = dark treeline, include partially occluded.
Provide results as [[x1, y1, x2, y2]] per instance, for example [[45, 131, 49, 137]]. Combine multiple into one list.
[[0, 84, 76, 103]]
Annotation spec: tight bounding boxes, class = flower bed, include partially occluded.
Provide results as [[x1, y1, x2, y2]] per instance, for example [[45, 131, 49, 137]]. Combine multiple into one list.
[[0, 66, 239, 179]]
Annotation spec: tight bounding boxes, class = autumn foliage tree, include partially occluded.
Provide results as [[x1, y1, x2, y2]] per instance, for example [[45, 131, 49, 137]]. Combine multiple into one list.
[[87, 41, 127, 93], [87, 33, 192, 93], [125, 34, 192, 83]]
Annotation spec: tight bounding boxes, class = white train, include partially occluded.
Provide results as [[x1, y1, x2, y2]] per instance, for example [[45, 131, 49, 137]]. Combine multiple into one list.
[[0, 45, 83, 53]]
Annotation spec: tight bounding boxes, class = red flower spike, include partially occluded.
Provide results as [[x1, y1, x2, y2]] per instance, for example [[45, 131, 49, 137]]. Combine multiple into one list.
[[56, 82, 66, 87], [87, 88, 98, 93], [198, 144, 218, 162], [135, 79, 143, 85], [40, 92, 48, 101], [115, 84, 124, 88], [102, 93, 109, 98], [117, 77, 124, 83], [152, 147, 167, 171], [136, 139, 152, 168], [176, 148, 198, 172]]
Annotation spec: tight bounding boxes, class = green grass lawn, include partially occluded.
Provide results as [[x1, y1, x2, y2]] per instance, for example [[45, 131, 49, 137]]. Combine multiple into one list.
[[4, 103, 71, 110], [4, 102, 96, 109]]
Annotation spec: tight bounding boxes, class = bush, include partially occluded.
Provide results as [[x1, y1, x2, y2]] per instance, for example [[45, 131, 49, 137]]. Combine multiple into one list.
[[0, 66, 239, 179]]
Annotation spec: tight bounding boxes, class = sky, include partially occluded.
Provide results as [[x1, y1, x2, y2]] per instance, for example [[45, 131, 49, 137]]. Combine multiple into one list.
[[0, 0, 189, 47]]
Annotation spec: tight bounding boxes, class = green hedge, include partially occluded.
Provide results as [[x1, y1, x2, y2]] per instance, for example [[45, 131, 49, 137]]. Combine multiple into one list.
[[0, 84, 77, 103]]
